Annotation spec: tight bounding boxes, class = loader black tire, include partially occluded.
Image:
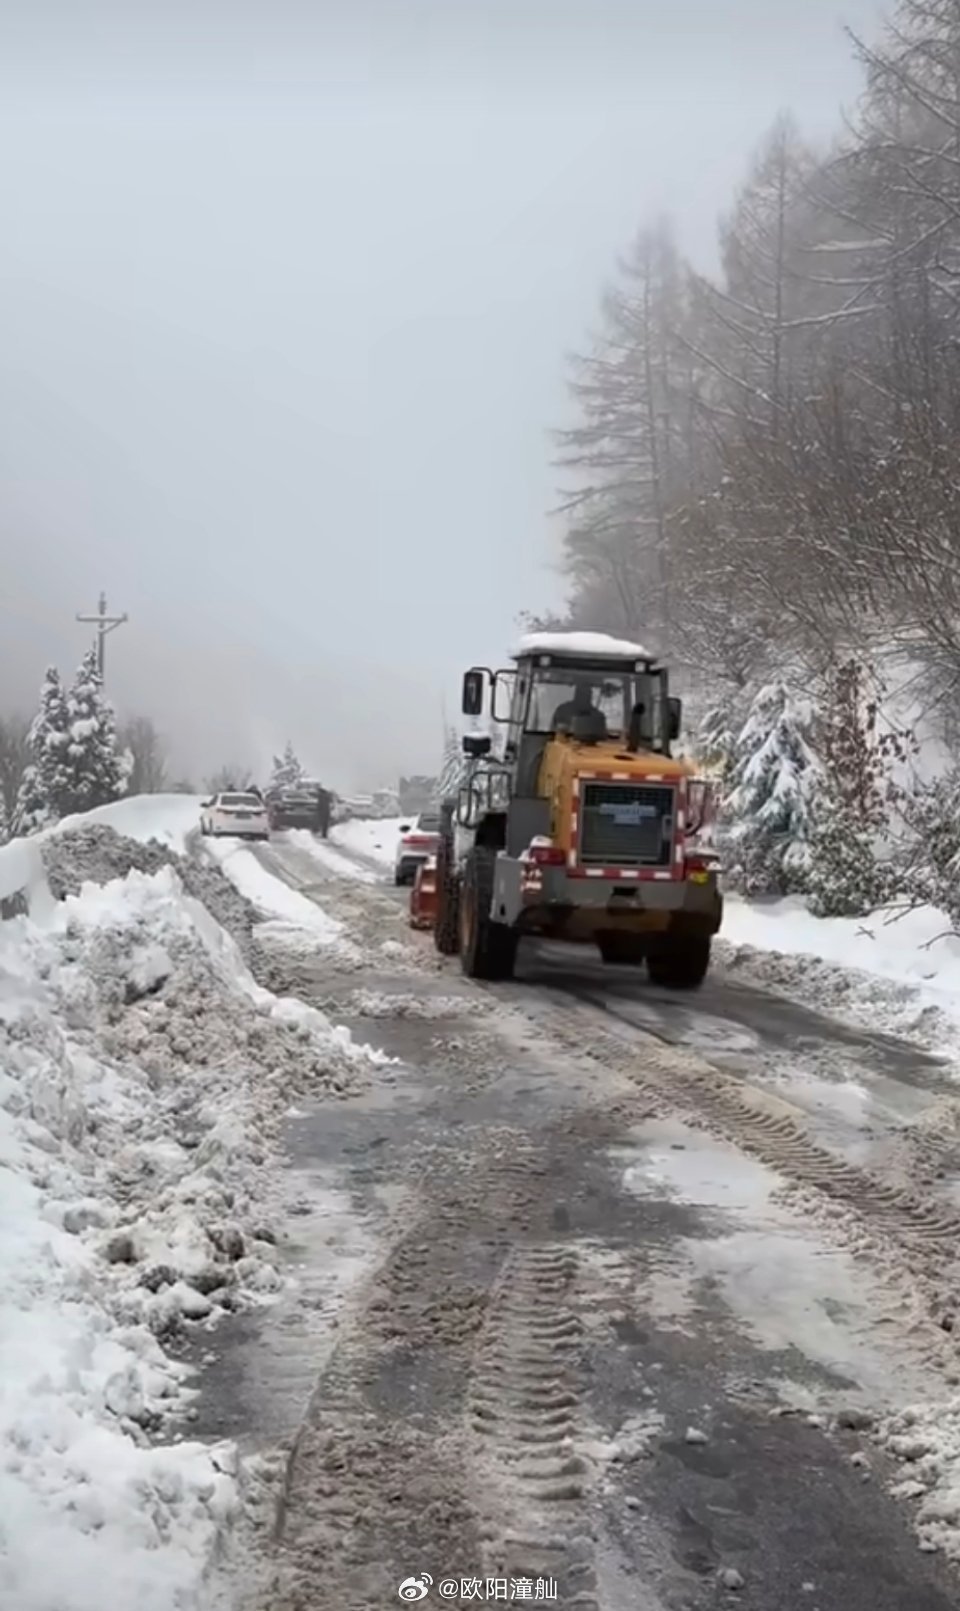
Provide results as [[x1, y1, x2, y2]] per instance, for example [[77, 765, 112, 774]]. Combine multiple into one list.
[[459, 848, 517, 980], [647, 935, 711, 991], [598, 935, 646, 966], [434, 833, 460, 956]]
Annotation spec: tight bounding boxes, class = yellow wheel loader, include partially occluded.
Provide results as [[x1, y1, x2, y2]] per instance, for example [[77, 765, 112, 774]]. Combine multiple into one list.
[[432, 632, 721, 988]]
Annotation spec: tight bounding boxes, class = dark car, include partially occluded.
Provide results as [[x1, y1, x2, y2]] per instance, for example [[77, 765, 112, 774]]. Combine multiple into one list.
[[267, 787, 322, 832]]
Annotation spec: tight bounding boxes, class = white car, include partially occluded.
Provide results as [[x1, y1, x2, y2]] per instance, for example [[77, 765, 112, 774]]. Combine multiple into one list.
[[200, 791, 270, 841], [394, 810, 441, 885]]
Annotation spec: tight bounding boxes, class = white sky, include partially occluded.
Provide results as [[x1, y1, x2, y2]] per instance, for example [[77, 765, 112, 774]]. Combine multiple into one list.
[[0, 0, 887, 790]]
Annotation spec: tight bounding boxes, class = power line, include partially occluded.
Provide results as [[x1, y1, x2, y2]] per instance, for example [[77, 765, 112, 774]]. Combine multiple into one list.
[[75, 591, 128, 684]]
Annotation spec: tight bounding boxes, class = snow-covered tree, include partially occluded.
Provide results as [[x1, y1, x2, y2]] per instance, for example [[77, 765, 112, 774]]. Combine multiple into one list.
[[696, 699, 742, 796], [438, 726, 465, 801], [61, 648, 130, 815], [724, 681, 820, 896], [900, 769, 960, 929], [0, 713, 30, 832], [12, 764, 47, 837], [269, 741, 303, 792], [804, 661, 906, 917], [11, 665, 72, 834]]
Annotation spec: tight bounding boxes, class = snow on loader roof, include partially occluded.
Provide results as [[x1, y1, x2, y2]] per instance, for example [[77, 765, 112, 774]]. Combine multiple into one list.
[[513, 630, 652, 662]]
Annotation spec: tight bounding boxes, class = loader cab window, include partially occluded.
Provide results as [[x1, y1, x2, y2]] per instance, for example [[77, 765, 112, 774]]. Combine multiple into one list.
[[521, 665, 666, 750], [524, 672, 626, 734]]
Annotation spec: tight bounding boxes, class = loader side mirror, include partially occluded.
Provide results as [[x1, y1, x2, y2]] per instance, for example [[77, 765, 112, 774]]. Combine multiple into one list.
[[668, 697, 682, 741], [462, 669, 485, 717], [462, 733, 491, 758]]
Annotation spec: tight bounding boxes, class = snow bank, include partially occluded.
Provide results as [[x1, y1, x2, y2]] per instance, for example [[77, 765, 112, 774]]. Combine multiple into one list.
[[53, 793, 205, 856], [331, 815, 405, 870], [0, 860, 371, 1608], [0, 796, 204, 920], [721, 896, 960, 1049], [205, 838, 344, 943]]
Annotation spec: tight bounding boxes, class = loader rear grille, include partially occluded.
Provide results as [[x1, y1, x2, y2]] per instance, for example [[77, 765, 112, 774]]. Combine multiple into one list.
[[578, 782, 674, 868]]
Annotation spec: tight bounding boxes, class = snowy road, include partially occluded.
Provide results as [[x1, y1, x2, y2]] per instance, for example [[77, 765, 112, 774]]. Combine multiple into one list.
[[200, 828, 960, 1611]]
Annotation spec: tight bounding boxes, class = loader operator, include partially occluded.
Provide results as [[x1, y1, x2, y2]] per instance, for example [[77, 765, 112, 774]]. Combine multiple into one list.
[[551, 682, 608, 740]]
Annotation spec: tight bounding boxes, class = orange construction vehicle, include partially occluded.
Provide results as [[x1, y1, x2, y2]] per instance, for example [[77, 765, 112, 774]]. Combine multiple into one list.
[[430, 632, 721, 988]]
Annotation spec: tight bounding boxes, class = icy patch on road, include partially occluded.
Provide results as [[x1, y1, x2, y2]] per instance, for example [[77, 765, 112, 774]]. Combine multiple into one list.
[[618, 1119, 936, 1411], [0, 862, 373, 1609]]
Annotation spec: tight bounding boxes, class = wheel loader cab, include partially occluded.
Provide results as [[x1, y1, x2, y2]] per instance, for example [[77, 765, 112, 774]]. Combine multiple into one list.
[[496, 643, 676, 848]]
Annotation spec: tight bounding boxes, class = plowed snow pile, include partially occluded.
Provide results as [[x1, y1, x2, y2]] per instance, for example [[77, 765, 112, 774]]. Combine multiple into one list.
[[204, 836, 347, 949], [0, 857, 374, 1610], [41, 822, 260, 951]]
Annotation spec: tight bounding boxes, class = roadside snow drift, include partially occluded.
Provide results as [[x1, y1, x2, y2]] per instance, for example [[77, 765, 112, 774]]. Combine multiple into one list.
[[0, 859, 372, 1609], [52, 793, 205, 855], [205, 837, 346, 943], [721, 896, 960, 1050]]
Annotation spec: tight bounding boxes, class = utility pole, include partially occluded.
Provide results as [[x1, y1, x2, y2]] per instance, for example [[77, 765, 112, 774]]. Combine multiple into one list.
[[75, 591, 128, 684]]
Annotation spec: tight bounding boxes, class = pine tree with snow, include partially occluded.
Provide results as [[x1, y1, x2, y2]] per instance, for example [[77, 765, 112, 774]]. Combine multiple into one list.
[[438, 726, 465, 801], [61, 648, 130, 815], [724, 681, 820, 896], [11, 764, 46, 837], [697, 700, 740, 795], [11, 665, 73, 834], [269, 741, 304, 792]]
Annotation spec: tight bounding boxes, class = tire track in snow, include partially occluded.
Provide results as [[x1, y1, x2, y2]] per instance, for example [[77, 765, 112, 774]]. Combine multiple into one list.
[[517, 990, 960, 1348], [469, 1243, 600, 1608]]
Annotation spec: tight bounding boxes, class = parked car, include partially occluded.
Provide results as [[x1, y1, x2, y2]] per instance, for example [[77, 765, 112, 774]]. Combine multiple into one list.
[[394, 810, 441, 885], [200, 791, 270, 840]]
